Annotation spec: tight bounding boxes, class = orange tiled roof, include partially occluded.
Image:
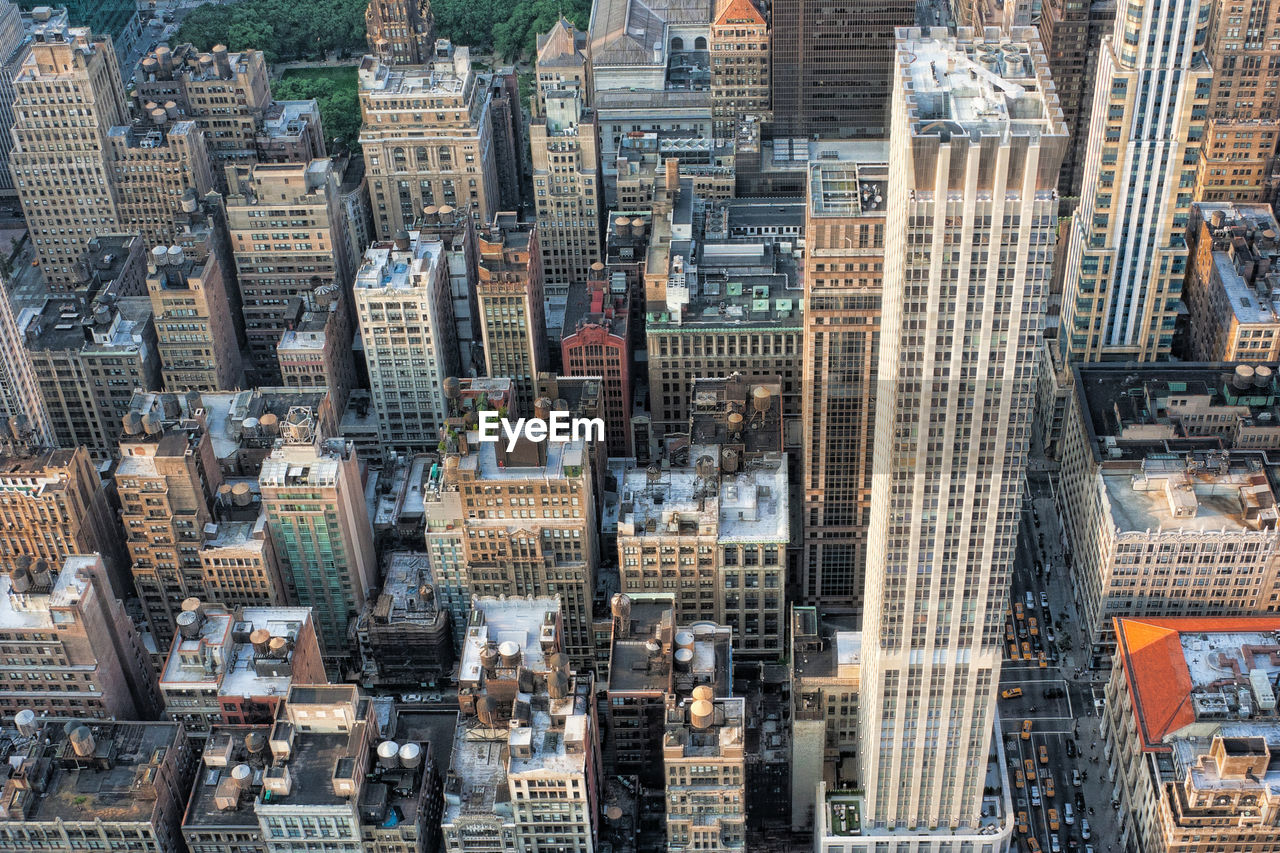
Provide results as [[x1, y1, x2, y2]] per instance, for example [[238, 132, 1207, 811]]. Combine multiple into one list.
[[713, 0, 765, 26], [1114, 616, 1280, 749]]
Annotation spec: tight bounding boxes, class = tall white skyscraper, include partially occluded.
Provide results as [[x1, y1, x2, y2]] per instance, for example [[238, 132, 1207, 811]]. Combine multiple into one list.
[[1057, 0, 1210, 362], [0, 275, 51, 446], [859, 25, 1066, 840]]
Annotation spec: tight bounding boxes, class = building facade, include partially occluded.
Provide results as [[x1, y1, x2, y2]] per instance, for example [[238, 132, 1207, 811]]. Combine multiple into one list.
[[477, 216, 547, 414]]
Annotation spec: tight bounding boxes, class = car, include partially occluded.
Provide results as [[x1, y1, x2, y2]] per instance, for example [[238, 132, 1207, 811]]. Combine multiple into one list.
[[1009, 642, 1021, 659], [1027, 839, 1041, 853], [1065, 739, 1077, 758], [1017, 811, 1029, 835], [1064, 803, 1075, 825], [1039, 651, 1049, 668], [30, 258, 37, 266], [1072, 769, 1082, 788], [1046, 627, 1056, 644], [1039, 744, 1049, 764], [1014, 769, 1025, 789], [1050, 835, 1061, 853], [1081, 818, 1091, 840], [1025, 591, 1035, 609], [1028, 617, 1039, 636], [1003, 687, 1024, 699], [1048, 808, 1060, 831], [1044, 775, 1055, 799], [402, 693, 423, 703], [1024, 757, 1036, 777], [1030, 785, 1041, 807], [1015, 602, 1025, 620], [1040, 591, 1049, 608], [1022, 641, 1033, 660], [1022, 719, 1033, 740], [1007, 624, 1016, 641], [1074, 791, 1085, 810]]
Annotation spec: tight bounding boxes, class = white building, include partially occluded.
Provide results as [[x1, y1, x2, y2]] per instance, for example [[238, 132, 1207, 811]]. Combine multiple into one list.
[[856, 25, 1065, 848], [354, 234, 459, 457]]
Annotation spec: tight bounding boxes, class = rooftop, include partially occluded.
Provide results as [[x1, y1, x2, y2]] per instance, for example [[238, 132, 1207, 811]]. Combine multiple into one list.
[[160, 605, 311, 701], [457, 431, 588, 482], [458, 597, 561, 686], [791, 606, 862, 682], [366, 553, 444, 627], [259, 439, 353, 489], [0, 555, 96, 632], [1193, 203, 1280, 325], [589, 0, 715, 67], [1102, 453, 1278, 534], [200, 390, 328, 464], [607, 598, 677, 694], [358, 43, 475, 99], [183, 726, 271, 830], [355, 237, 445, 293], [808, 149, 890, 218]]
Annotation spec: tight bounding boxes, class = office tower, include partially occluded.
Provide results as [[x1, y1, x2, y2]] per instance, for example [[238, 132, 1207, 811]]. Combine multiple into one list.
[[25, 288, 161, 457], [0, 1, 29, 197], [354, 552, 455, 688], [249, 684, 443, 853], [135, 44, 326, 178], [444, 596, 600, 852], [561, 273, 631, 457], [354, 233, 459, 457], [0, 443, 122, 568], [1107, 617, 1280, 853], [9, 26, 128, 288], [789, 606, 861, 832], [1195, 0, 1280, 203], [801, 144, 888, 608], [199, 508, 287, 609], [645, 186, 803, 442], [709, 0, 770, 138], [1055, 364, 1280, 657], [258, 426, 377, 673], [1059, 0, 1211, 363], [0, 275, 52, 447], [365, 0, 434, 65], [1036, 0, 1117, 202], [146, 238, 244, 391], [418, 206, 483, 374], [359, 43, 506, 237], [158, 600, 326, 736], [117, 392, 223, 648], [618, 449, 789, 659], [857, 27, 1065, 839], [106, 119, 215, 247], [224, 160, 354, 385], [0, 717, 196, 852], [477, 216, 548, 414], [447, 428, 599, 670], [663, 688, 746, 852], [770, 0, 913, 139], [0, 554, 160, 720], [1183, 203, 1280, 362], [531, 20, 603, 299]]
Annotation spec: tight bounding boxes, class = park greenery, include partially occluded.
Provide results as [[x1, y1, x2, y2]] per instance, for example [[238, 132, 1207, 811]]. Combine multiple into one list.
[[274, 68, 363, 153], [176, 0, 590, 62]]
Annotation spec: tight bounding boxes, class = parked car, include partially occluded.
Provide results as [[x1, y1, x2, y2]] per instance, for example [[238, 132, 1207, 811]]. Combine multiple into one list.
[[1064, 803, 1075, 824], [1072, 769, 1082, 788], [1081, 818, 1091, 840]]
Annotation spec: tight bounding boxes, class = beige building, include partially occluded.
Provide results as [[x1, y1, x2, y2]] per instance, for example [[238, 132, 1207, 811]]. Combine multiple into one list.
[[801, 142, 887, 608], [224, 160, 353, 385], [199, 509, 286, 610], [709, 0, 770, 138], [358, 43, 502, 237], [0, 554, 160, 721], [1107, 616, 1280, 853], [10, 26, 128, 288], [477, 215, 548, 414], [107, 119, 215, 248], [118, 391, 223, 648], [532, 20, 603, 299], [663, 688, 746, 852], [1183, 203, 1280, 363], [147, 237, 244, 392], [617, 451, 788, 658], [447, 428, 598, 670]]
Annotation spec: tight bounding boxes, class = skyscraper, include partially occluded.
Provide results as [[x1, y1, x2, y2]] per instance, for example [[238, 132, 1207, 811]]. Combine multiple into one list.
[[0, 273, 51, 446], [858, 26, 1065, 841], [477, 215, 547, 415], [770, 0, 913, 139], [365, 0, 434, 66], [1057, 0, 1211, 362], [801, 143, 887, 608]]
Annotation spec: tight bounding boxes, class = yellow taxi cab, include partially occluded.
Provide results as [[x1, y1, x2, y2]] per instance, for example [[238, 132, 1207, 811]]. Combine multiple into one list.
[[1021, 641, 1033, 660], [1002, 687, 1024, 699], [1014, 768, 1025, 789], [1039, 744, 1049, 764], [1044, 774, 1055, 799], [1021, 719, 1033, 740], [1028, 616, 1039, 636], [1038, 651, 1049, 668], [1016, 811, 1029, 835]]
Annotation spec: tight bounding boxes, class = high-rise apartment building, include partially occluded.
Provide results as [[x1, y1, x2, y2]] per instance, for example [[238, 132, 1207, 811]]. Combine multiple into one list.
[[10, 26, 128, 288], [198, 507, 286, 609], [0, 1, 32, 198], [117, 392, 223, 648], [365, 0, 434, 65], [106, 119, 215, 248], [418, 207, 483, 374], [258, 426, 377, 673], [1183, 203, 1280, 362], [801, 143, 887, 608], [358, 43, 505, 237], [663, 688, 746, 852], [709, 0, 770, 138], [135, 44, 325, 178], [0, 274, 52, 447], [770, 0, 913, 138], [531, 20, 603, 298], [354, 233, 459, 457], [448, 429, 599, 669], [0, 554, 161, 720], [224, 160, 354, 384], [1058, 0, 1211, 362], [477, 215, 547, 414], [561, 274, 631, 457], [857, 27, 1065, 842]]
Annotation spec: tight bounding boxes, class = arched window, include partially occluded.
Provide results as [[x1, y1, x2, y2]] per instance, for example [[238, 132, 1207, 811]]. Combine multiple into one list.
[[438, 145, 452, 168], [670, 36, 684, 50], [694, 36, 707, 49], [392, 147, 407, 170], [415, 146, 429, 168]]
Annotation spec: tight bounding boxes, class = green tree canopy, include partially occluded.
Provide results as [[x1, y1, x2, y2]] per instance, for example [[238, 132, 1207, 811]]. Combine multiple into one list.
[[273, 71, 362, 152], [176, 0, 367, 62]]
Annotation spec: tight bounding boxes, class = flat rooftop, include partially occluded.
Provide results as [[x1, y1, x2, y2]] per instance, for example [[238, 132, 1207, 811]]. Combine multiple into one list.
[[1102, 453, 1277, 533], [458, 596, 560, 685], [608, 598, 675, 694], [0, 555, 95, 631], [355, 238, 444, 293], [618, 454, 788, 542]]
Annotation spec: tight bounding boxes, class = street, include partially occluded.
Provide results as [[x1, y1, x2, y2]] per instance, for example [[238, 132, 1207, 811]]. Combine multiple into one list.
[[996, 469, 1122, 852]]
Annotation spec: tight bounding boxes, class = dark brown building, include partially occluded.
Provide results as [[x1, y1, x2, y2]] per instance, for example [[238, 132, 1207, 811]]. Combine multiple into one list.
[[365, 0, 434, 66], [770, 0, 913, 139]]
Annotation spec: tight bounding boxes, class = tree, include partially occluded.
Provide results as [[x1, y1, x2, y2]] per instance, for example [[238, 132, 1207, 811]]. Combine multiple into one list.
[[176, 0, 367, 63], [273, 74, 362, 152]]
